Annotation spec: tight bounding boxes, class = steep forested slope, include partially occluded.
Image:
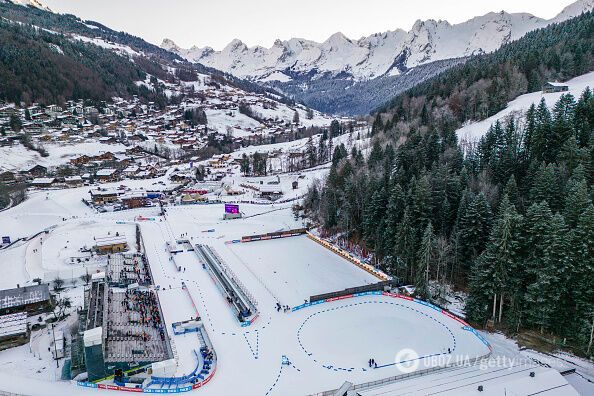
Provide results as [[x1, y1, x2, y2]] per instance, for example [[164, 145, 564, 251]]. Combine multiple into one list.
[[304, 12, 594, 356], [0, 1, 290, 106], [0, 19, 158, 105]]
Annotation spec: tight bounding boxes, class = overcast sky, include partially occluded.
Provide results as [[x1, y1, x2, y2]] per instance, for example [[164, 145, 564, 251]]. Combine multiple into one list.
[[43, 0, 576, 50]]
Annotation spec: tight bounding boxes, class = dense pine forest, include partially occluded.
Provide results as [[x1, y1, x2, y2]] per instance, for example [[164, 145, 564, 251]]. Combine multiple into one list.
[[304, 11, 594, 356]]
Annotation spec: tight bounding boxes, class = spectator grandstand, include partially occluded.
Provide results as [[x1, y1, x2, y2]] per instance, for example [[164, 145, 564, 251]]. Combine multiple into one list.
[[68, 253, 172, 381], [106, 253, 153, 287]]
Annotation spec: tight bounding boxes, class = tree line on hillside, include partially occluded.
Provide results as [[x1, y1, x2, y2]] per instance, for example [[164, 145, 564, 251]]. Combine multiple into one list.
[[0, 1, 296, 110], [272, 58, 463, 116], [305, 88, 594, 355], [0, 19, 170, 107]]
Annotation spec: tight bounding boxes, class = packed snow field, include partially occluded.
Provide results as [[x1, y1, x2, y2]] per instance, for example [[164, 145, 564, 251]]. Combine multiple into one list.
[[0, 176, 493, 395], [0, 141, 128, 172], [456, 70, 594, 143]]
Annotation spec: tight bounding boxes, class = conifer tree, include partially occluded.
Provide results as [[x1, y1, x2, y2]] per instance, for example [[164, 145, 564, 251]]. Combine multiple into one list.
[[523, 103, 537, 161], [415, 223, 436, 301], [525, 213, 570, 333], [563, 166, 591, 228], [533, 98, 553, 163], [411, 175, 433, 239], [456, 193, 492, 270], [466, 195, 522, 324], [503, 175, 521, 212], [383, 183, 405, 250], [574, 88, 593, 148], [529, 163, 561, 211], [550, 93, 576, 161], [570, 205, 594, 352], [395, 207, 417, 282]]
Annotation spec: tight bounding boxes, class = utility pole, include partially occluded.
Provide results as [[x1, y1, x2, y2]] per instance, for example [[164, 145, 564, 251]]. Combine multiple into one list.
[[51, 323, 59, 368]]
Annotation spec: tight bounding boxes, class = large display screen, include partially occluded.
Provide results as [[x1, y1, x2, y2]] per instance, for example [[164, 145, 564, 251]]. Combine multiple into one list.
[[225, 204, 240, 214]]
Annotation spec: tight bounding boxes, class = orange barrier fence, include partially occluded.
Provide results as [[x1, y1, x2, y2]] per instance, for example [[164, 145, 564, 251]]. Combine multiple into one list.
[[306, 232, 390, 281]]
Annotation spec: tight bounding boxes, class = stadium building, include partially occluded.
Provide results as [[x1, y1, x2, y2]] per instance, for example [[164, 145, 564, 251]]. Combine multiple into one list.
[[68, 253, 172, 382]]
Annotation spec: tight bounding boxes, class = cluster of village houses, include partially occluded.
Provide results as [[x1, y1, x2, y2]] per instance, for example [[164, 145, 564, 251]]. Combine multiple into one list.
[[84, 153, 301, 212], [0, 146, 168, 189], [0, 78, 343, 161], [0, 84, 359, 184], [0, 75, 368, 215]]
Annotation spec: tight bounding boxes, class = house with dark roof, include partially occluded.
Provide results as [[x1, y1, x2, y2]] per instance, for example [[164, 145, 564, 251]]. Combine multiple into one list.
[[0, 284, 52, 316], [26, 165, 47, 178], [543, 82, 569, 93]]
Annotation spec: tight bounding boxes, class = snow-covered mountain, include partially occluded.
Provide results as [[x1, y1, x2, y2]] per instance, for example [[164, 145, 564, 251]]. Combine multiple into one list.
[[553, 0, 594, 22], [5, 0, 51, 12], [164, 0, 594, 83]]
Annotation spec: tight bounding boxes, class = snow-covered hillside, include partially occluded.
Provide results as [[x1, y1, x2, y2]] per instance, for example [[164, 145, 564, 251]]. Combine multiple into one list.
[[163, 0, 594, 83], [456, 70, 594, 143], [154, 70, 335, 138], [0, 141, 128, 172]]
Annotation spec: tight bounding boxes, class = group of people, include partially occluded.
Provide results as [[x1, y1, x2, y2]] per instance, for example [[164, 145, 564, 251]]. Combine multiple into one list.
[[120, 289, 166, 340], [275, 302, 290, 313], [106, 254, 152, 285], [201, 346, 213, 362], [368, 358, 378, 368]]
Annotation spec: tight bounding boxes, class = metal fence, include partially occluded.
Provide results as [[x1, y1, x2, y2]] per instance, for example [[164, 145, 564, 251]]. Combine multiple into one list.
[[310, 280, 400, 303]]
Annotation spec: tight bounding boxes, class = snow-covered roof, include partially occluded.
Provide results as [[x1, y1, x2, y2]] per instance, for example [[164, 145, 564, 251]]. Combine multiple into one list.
[[91, 272, 105, 281], [83, 326, 103, 347], [545, 81, 569, 87], [95, 235, 127, 247], [96, 168, 117, 176], [90, 189, 119, 196], [121, 192, 146, 200], [30, 177, 55, 185], [64, 176, 82, 182], [0, 284, 50, 310], [0, 312, 27, 338]]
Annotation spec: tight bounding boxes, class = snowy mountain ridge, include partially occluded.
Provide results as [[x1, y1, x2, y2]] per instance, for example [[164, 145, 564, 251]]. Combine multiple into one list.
[[163, 0, 594, 83], [4, 0, 51, 12]]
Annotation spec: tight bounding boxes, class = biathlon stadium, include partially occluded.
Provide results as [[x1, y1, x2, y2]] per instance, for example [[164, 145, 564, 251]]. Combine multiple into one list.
[[0, 180, 579, 396]]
